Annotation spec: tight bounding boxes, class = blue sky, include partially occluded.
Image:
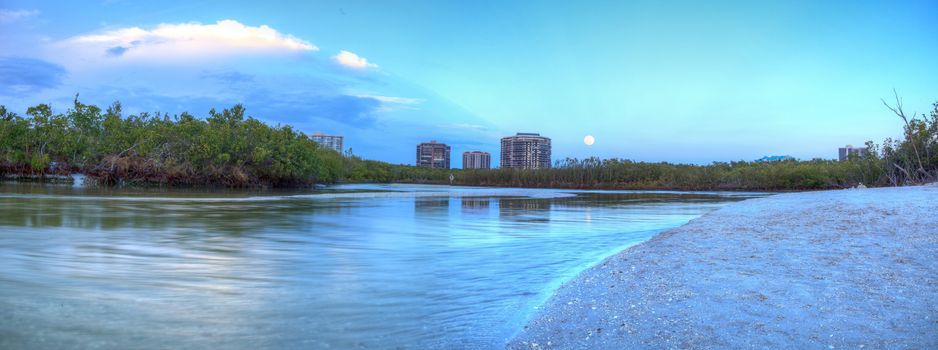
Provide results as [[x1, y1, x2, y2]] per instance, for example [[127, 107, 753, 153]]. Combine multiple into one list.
[[1, 0, 936, 165]]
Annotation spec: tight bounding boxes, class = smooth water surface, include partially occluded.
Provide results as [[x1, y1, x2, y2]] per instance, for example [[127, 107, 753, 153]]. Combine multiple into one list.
[[0, 183, 762, 349]]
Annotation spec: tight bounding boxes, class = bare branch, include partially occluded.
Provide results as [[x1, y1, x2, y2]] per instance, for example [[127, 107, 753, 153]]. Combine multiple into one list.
[[882, 89, 926, 182]]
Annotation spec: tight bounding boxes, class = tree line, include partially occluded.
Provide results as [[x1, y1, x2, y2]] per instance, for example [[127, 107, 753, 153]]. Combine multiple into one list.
[[451, 96, 936, 191], [453, 157, 883, 191], [0, 96, 934, 190], [0, 97, 444, 187]]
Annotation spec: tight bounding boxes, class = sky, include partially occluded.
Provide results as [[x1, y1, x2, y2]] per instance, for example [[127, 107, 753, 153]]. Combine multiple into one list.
[[0, 0, 936, 166]]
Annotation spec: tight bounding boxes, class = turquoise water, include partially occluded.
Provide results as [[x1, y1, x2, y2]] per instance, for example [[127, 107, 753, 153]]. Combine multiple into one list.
[[0, 183, 760, 349]]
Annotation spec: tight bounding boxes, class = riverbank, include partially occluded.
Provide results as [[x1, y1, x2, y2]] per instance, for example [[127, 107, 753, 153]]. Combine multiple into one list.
[[508, 184, 938, 349]]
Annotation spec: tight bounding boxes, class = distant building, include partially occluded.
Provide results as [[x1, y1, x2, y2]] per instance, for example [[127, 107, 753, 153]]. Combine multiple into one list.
[[310, 133, 344, 153], [839, 145, 869, 161], [416, 141, 451, 169], [500, 133, 551, 169], [756, 155, 794, 163], [462, 151, 491, 169]]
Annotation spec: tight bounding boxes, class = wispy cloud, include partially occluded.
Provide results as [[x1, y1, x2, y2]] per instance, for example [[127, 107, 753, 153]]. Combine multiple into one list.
[[201, 70, 255, 85], [439, 123, 487, 131], [59, 19, 316, 62], [334, 50, 377, 69], [0, 57, 66, 96], [0, 9, 38, 23], [353, 94, 422, 105], [350, 93, 422, 113]]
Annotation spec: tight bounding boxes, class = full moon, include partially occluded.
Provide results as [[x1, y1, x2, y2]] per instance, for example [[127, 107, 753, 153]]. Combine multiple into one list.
[[583, 135, 595, 146]]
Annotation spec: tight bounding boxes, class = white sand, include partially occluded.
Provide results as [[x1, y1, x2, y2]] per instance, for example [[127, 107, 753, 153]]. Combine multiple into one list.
[[508, 184, 938, 349]]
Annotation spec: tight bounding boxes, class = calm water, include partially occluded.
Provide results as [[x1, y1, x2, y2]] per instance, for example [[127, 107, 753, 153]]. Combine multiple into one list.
[[0, 183, 761, 349]]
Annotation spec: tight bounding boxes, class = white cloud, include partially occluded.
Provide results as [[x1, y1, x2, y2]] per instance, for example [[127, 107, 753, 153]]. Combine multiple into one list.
[[59, 19, 316, 63], [440, 123, 487, 131], [0, 9, 39, 22], [354, 94, 422, 105], [350, 93, 422, 112], [334, 50, 377, 69]]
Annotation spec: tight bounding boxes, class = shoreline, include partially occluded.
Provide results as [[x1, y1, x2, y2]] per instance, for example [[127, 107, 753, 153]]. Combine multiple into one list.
[[1, 174, 807, 193], [508, 184, 938, 349]]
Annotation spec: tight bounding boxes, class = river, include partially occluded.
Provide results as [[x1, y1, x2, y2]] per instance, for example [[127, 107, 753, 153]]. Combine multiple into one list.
[[0, 182, 762, 349]]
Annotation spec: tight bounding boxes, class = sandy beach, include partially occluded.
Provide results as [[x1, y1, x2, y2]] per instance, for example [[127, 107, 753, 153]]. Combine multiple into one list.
[[508, 185, 938, 349]]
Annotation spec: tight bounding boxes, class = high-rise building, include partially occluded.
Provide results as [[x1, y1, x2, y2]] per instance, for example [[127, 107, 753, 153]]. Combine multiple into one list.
[[416, 141, 451, 169], [838, 144, 869, 161], [462, 151, 491, 169], [500, 133, 551, 169], [310, 133, 344, 153]]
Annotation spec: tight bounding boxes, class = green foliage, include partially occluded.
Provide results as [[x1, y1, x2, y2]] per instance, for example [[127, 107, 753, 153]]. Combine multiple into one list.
[[1, 96, 934, 190], [879, 99, 938, 185], [447, 158, 881, 191], [446, 97, 936, 190], [0, 99, 440, 187]]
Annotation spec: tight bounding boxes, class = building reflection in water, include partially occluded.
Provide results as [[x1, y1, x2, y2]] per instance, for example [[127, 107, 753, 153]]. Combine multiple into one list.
[[413, 197, 451, 223], [460, 197, 491, 214], [413, 198, 450, 212], [497, 197, 551, 223]]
